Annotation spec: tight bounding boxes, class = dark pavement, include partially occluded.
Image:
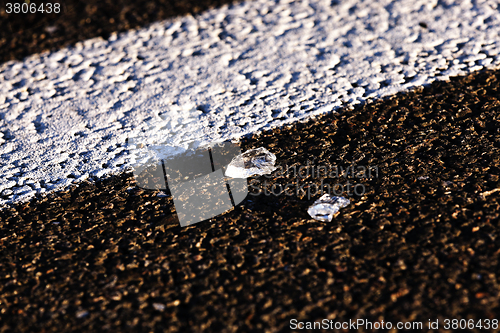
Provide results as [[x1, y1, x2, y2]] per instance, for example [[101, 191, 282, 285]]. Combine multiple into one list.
[[0, 69, 499, 332], [1, 1, 500, 332]]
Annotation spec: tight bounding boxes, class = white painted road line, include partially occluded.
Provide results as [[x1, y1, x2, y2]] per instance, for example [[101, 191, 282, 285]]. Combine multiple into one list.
[[1, 0, 500, 206]]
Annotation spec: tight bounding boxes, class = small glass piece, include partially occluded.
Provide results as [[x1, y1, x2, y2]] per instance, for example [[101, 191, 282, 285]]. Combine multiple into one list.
[[224, 147, 277, 178], [307, 194, 350, 222]]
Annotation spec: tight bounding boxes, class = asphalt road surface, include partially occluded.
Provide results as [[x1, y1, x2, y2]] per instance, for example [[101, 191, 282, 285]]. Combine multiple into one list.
[[0, 69, 499, 332], [1, 0, 500, 332]]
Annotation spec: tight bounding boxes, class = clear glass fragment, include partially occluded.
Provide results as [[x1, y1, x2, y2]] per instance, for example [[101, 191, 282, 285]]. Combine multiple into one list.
[[307, 194, 350, 222], [224, 147, 277, 178]]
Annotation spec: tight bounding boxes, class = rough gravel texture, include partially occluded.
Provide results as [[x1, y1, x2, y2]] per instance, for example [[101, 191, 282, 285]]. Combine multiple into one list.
[[0, 0, 239, 63], [2, 0, 500, 206], [1, 69, 499, 332]]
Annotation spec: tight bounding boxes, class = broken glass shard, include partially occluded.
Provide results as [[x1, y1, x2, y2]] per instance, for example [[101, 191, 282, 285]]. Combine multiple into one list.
[[307, 194, 350, 222], [225, 147, 277, 178]]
